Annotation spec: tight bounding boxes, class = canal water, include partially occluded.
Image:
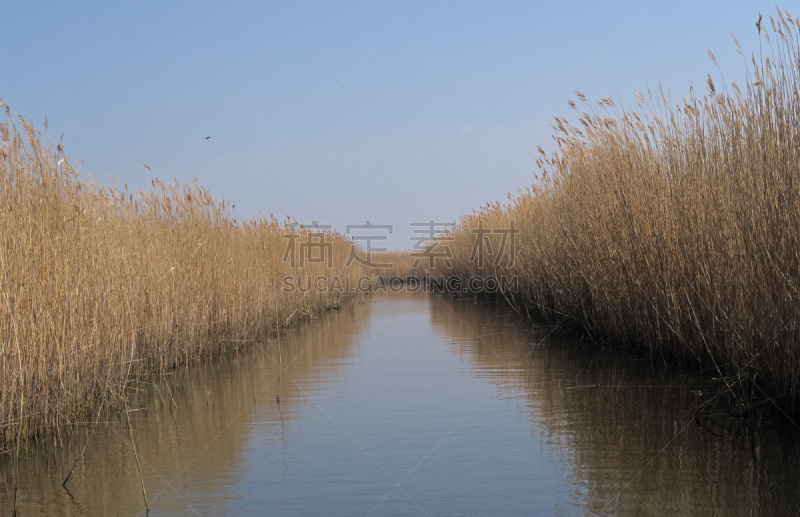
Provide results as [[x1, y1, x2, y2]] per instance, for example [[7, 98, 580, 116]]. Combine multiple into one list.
[[2, 291, 800, 515]]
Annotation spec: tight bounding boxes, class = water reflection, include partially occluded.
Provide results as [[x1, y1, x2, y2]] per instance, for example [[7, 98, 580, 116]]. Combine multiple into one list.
[[0, 298, 371, 516], [429, 295, 800, 516], [2, 292, 799, 515]]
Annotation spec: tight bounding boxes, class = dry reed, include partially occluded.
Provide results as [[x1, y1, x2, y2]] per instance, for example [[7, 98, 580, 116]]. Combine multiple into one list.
[[431, 8, 800, 413], [0, 105, 374, 448], [373, 251, 418, 281]]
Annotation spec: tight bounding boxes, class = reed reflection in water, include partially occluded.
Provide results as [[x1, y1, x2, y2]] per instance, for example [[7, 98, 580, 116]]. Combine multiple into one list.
[[2, 292, 799, 515], [429, 295, 800, 516], [0, 298, 371, 515]]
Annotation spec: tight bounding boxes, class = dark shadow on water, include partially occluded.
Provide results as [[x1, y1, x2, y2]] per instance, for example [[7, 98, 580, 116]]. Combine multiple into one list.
[[428, 294, 800, 516], [2, 293, 799, 515]]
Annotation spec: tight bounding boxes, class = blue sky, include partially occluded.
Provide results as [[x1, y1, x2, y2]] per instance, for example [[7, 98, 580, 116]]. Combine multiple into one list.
[[1, 1, 782, 248]]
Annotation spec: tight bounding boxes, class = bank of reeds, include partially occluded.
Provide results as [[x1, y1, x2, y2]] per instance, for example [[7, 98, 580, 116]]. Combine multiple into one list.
[[0, 104, 373, 448], [373, 251, 418, 281], [430, 9, 800, 413]]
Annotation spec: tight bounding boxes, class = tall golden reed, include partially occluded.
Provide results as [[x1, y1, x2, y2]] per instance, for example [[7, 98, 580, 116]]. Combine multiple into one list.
[[0, 104, 373, 448], [432, 8, 800, 412]]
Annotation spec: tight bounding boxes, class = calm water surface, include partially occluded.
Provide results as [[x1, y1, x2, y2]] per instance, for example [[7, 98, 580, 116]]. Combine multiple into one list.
[[3, 292, 800, 515]]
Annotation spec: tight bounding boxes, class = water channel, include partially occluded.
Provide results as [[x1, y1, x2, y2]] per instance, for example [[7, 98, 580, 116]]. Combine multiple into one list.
[[2, 291, 799, 515]]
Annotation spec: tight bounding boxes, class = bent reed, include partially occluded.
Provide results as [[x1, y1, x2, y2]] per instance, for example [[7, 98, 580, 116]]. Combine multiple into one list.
[[0, 105, 374, 449], [430, 9, 800, 414]]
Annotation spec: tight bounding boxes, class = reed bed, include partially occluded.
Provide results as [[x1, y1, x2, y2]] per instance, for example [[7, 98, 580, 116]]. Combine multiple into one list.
[[0, 104, 373, 448], [373, 251, 418, 281], [430, 9, 800, 413]]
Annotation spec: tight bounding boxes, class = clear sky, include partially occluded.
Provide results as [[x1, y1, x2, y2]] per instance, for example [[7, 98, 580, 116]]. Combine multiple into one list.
[[1, 1, 782, 249]]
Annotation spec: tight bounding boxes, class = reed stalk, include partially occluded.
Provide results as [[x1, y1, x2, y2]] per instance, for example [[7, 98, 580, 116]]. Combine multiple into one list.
[[0, 104, 373, 448], [431, 8, 800, 414]]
